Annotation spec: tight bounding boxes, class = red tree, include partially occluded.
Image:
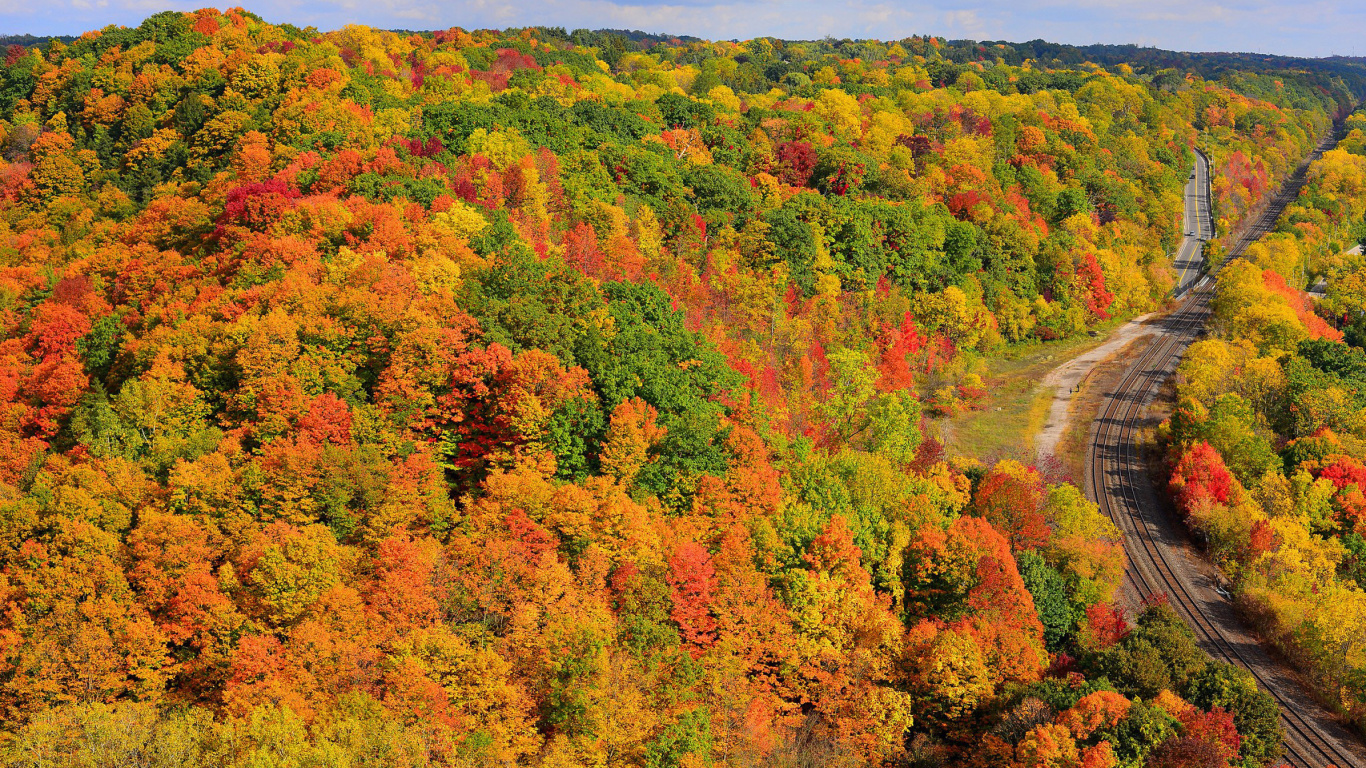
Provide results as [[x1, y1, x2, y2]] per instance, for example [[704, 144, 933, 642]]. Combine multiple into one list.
[[1169, 442, 1235, 512], [775, 140, 818, 187], [668, 541, 718, 655], [973, 462, 1050, 551]]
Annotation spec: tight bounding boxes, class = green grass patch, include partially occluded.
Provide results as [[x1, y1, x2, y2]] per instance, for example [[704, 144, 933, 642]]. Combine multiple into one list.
[[936, 313, 1141, 463], [946, 383, 1053, 463]]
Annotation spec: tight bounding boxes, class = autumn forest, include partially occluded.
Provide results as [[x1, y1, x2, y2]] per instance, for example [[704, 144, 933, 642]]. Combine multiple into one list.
[[0, 8, 1365, 768]]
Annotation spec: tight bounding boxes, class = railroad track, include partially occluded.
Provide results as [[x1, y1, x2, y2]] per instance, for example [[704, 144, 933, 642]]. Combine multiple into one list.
[[1085, 130, 1366, 768]]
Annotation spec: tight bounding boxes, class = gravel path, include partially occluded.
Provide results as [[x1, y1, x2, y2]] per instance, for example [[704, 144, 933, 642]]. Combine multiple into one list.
[[1034, 313, 1155, 460]]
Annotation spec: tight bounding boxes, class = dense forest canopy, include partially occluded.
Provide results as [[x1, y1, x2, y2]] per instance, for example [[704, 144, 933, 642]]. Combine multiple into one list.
[[0, 7, 1361, 767]]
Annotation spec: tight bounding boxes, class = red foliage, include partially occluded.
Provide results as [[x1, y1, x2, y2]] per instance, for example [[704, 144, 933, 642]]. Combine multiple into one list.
[[503, 158, 534, 208], [668, 541, 718, 655], [608, 561, 640, 606], [950, 515, 1048, 680], [467, 48, 539, 93], [297, 393, 353, 446], [1146, 736, 1227, 768], [406, 51, 427, 90], [875, 312, 925, 392], [22, 356, 87, 434], [25, 303, 91, 359], [1247, 519, 1280, 559], [896, 133, 933, 158], [1143, 592, 1171, 610], [805, 515, 865, 580], [1082, 603, 1130, 649], [775, 140, 818, 187], [402, 136, 444, 158], [973, 463, 1050, 550], [215, 179, 300, 237], [51, 274, 103, 313], [470, 69, 510, 92], [193, 12, 220, 36], [948, 190, 990, 221], [493, 48, 539, 73], [1316, 456, 1366, 533], [1317, 456, 1366, 491], [1179, 705, 1241, 764], [414, 335, 519, 474], [806, 341, 831, 397], [957, 379, 987, 406], [367, 535, 444, 630], [364, 146, 406, 177], [563, 222, 610, 280], [689, 213, 707, 241], [1058, 690, 1131, 738], [757, 364, 782, 407], [505, 508, 557, 559], [1169, 442, 1235, 512], [909, 436, 946, 474], [725, 426, 783, 519], [1076, 253, 1115, 320], [1263, 269, 1343, 342], [450, 154, 505, 210]]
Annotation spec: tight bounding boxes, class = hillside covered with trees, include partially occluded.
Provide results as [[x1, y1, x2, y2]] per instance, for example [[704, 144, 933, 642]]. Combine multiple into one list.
[[0, 8, 1360, 766]]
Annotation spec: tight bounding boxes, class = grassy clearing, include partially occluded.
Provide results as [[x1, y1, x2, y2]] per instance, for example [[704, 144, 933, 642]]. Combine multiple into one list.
[[942, 379, 1052, 464], [934, 314, 1142, 464]]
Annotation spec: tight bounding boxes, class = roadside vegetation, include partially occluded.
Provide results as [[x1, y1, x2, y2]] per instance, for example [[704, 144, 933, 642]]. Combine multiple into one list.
[[1163, 109, 1366, 735]]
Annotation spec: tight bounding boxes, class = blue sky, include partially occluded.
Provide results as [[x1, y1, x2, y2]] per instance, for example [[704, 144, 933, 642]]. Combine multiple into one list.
[[1, 0, 1363, 58]]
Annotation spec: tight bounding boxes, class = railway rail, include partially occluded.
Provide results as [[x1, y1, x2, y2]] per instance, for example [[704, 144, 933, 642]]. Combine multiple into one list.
[[1084, 131, 1366, 768]]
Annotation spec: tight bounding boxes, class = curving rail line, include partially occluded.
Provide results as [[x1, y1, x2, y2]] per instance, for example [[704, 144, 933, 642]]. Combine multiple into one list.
[[1084, 132, 1366, 768]]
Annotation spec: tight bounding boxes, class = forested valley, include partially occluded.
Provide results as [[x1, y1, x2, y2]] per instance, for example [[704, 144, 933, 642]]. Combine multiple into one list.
[[0, 9, 1363, 767]]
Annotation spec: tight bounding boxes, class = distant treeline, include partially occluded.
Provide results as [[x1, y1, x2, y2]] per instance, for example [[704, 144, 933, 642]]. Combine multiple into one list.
[[4, 20, 1361, 94], [0, 33, 76, 48]]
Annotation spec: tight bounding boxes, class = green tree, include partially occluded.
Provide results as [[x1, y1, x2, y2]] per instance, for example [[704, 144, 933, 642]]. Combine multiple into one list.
[[1016, 551, 1072, 651]]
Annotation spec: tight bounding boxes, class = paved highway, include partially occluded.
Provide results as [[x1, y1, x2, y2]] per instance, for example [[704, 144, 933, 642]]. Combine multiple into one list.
[[1174, 149, 1213, 293], [1085, 134, 1366, 768]]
